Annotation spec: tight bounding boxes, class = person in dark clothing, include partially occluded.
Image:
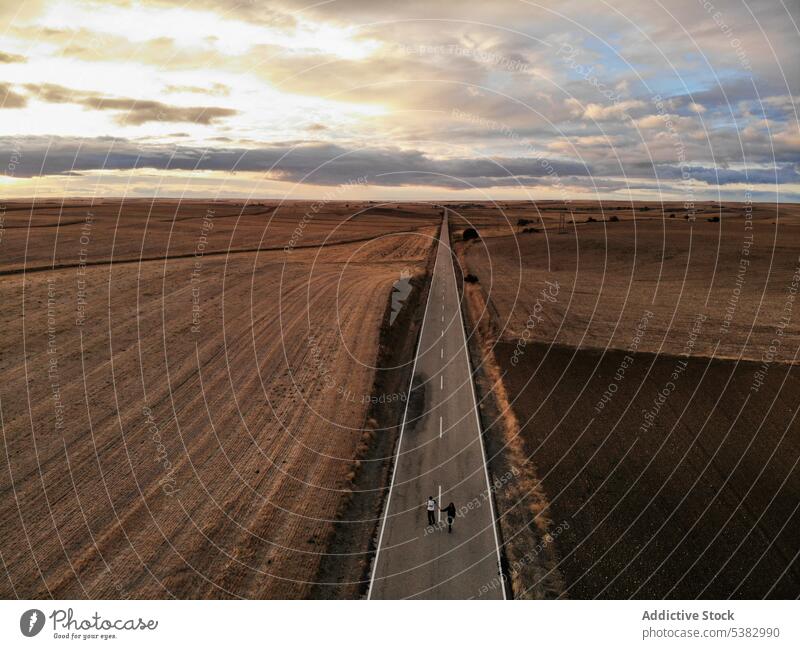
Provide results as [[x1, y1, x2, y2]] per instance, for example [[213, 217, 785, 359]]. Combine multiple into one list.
[[426, 496, 436, 526], [441, 502, 456, 533]]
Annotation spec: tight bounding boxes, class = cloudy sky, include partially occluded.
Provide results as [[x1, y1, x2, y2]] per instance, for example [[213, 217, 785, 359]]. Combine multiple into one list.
[[1, 0, 798, 200]]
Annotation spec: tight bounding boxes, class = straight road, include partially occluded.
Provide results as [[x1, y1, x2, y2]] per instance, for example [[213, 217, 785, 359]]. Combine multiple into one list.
[[368, 211, 505, 600]]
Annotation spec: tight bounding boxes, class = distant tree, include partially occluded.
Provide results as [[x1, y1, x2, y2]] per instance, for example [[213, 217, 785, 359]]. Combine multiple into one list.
[[608, 215, 620, 222], [463, 228, 480, 241], [464, 273, 479, 283]]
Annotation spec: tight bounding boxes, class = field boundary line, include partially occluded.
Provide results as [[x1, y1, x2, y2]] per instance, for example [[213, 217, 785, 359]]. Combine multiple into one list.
[[0, 226, 435, 277]]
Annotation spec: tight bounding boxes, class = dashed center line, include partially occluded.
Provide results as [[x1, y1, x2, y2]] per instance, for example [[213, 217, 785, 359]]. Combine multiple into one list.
[[368, 210, 505, 600]]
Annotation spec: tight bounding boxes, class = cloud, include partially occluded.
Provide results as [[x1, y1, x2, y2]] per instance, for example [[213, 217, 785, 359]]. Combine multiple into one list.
[[2, 0, 797, 199], [163, 82, 230, 96], [0, 0, 45, 23], [568, 99, 647, 122], [0, 135, 591, 188], [0, 50, 27, 63], [23, 83, 237, 125], [116, 0, 297, 29], [6, 135, 794, 192], [1, 84, 27, 108], [653, 163, 800, 186]]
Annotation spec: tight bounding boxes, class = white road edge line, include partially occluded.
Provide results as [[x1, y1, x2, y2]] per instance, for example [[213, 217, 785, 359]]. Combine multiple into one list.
[[367, 219, 439, 600], [444, 209, 508, 600]]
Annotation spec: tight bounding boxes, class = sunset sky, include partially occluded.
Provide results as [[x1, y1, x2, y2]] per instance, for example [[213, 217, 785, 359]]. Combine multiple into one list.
[[1, 0, 798, 200]]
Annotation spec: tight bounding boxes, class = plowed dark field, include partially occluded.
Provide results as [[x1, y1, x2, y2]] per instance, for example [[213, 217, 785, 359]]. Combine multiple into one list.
[[499, 342, 799, 598]]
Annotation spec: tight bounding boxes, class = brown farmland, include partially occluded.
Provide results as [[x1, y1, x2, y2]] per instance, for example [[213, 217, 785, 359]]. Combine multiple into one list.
[[454, 201, 800, 598], [0, 199, 438, 598]]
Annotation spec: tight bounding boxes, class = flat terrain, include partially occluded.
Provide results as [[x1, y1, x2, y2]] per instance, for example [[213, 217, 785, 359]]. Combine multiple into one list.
[[499, 343, 799, 598], [3, 198, 797, 600], [455, 200, 800, 360], [0, 199, 438, 598], [0, 199, 436, 274], [455, 201, 800, 598]]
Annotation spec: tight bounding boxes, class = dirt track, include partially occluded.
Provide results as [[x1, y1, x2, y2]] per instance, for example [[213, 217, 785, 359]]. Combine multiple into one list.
[[0, 200, 438, 598]]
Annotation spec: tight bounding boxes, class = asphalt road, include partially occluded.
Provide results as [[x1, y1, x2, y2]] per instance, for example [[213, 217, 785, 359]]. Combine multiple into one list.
[[368, 212, 505, 600]]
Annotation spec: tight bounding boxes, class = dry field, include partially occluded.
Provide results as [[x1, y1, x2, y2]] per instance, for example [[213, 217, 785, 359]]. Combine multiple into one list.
[[0, 199, 436, 273], [454, 201, 800, 598], [453, 200, 799, 360], [0, 200, 438, 598]]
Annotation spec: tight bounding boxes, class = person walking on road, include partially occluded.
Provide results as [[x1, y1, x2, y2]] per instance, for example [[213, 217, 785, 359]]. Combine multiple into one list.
[[426, 496, 436, 526], [441, 502, 456, 533]]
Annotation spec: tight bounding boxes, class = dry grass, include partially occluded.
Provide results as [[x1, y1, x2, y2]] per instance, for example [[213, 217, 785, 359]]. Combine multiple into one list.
[[457, 243, 564, 599]]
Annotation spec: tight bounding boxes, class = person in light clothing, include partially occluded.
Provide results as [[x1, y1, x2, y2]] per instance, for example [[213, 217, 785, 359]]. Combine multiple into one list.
[[426, 496, 436, 526]]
